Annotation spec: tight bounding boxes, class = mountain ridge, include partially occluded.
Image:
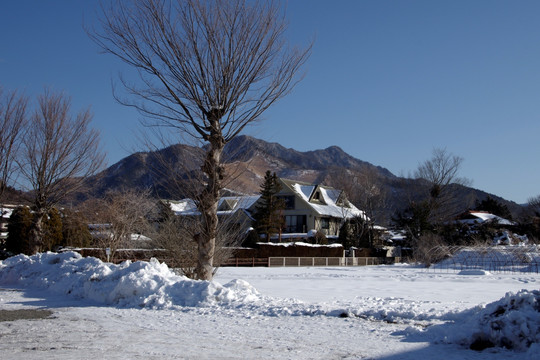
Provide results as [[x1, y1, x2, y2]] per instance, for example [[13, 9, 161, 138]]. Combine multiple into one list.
[[75, 135, 522, 224]]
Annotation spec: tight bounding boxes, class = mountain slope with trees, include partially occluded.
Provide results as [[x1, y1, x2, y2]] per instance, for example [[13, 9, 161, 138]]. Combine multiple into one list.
[[73, 135, 523, 225]]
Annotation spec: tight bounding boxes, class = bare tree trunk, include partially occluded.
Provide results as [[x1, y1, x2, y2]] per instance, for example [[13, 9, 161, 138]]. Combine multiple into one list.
[[196, 124, 225, 280], [29, 210, 45, 254], [91, 0, 311, 281]]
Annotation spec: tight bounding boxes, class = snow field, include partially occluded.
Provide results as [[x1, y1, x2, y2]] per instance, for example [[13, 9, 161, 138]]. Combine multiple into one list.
[[1, 252, 540, 359]]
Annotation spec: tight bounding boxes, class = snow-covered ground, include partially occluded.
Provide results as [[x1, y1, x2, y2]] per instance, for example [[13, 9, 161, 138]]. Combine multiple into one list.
[[1, 252, 539, 359]]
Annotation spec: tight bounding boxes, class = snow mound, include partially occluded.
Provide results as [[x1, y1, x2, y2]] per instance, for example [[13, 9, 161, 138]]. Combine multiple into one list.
[[0, 252, 261, 309], [467, 290, 540, 352], [418, 289, 540, 354]]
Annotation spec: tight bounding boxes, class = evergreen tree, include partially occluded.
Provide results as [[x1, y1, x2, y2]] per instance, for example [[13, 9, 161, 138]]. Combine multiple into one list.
[[61, 209, 92, 248], [254, 171, 285, 241], [5, 207, 32, 255], [42, 208, 63, 251]]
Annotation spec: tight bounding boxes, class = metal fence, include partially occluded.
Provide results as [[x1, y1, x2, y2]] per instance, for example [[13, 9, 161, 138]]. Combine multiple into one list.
[[426, 245, 540, 274]]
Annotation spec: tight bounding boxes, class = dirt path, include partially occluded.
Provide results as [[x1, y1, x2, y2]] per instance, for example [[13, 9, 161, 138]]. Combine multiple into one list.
[[0, 309, 53, 322]]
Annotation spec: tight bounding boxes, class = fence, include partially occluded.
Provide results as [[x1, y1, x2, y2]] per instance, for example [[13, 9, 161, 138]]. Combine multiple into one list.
[[267, 256, 392, 267], [426, 245, 540, 274], [222, 256, 396, 267]]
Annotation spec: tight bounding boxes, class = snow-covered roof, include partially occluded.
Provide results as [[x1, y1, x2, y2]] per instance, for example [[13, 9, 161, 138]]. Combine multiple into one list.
[[290, 182, 366, 220], [169, 196, 260, 216], [458, 211, 515, 226], [0, 207, 14, 219]]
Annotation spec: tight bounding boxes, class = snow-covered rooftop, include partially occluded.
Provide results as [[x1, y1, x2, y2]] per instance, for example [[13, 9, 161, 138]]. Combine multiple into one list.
[[169, 195, 260, 216], [291, 183, 366, 219], [458, 211, 515, 226]]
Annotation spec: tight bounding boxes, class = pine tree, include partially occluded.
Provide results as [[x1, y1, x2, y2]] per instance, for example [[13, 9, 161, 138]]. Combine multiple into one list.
[[254, 171, 285, 241], [5, 207, 33, 255], [43, 208, 63, 251]]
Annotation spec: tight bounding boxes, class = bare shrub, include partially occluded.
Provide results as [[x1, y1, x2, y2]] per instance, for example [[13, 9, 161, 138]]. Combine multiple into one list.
[[149, 203, 248, 278], [413, 233, 451, 266], [86, 189, 157, 262]]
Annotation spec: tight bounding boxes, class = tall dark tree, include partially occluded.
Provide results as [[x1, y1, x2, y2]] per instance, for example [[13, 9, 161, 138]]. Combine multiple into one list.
[[5, 207, 32, 255], [91, 0, 311, 280], [254, 171, 284, 241], [43, 208, 63, 251]]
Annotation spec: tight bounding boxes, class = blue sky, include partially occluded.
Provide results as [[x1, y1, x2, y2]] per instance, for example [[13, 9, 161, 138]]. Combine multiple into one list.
[[1, 0, 539, 204]]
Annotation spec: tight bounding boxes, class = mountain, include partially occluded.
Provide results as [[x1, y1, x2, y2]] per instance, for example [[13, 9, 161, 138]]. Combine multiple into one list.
[[74, 135, 523, 224]]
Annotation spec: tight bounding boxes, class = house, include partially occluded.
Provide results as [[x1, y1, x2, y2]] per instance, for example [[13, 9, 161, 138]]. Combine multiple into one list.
[[167, 195, 260, 233], [455, 211, 515, 227], [168, 178, 365, 242], [272, 178, 366, 240], [0, 204, 18, 242]]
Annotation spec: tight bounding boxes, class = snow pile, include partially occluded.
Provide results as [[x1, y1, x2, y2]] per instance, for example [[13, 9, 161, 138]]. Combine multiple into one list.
[[0, 252, 262, 309], [417, 289, 540, 354]]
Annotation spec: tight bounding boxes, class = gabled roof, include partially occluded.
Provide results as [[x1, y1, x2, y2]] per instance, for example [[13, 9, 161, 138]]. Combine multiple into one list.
[[168, 195, 260, 216], [279, 178, 366, 219]]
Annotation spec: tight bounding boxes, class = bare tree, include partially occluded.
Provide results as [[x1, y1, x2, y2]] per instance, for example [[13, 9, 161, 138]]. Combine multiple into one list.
[[529, 194, 540, 216], [89, 189, 157, 262], [18, 90, 105, 253], [0, 88, 28, 200], [91, 0, 311, 280], [414, 148, 470, 223], [150, 201, 246, 278]]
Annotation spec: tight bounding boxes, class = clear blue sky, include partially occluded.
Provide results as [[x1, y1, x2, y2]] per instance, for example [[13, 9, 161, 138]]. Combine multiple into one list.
[[1, 0, 539, 204]]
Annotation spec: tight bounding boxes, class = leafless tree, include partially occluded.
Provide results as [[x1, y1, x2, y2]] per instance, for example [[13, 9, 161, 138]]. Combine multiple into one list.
[[414, 148, 471, 223], [89, 189, 157, 262], [91, 0, 311, 280], [329, 167, 388, 224], [18, 90, 105, 253], [149, 201, 247, 278], [327, 167, 388, 247], [0, 87, 28, 200], [529, 194, 540, 216]]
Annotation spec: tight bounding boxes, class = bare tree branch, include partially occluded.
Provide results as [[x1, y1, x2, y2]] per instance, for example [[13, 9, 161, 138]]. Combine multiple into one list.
[[0, 87, 28, 200], [91, 0, 311, 280], [18, 89, 105, 253]]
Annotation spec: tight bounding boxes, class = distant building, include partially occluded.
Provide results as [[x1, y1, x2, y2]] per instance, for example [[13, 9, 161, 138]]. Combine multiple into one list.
[[169, 178, 366, 241], [455, 210, 515, 227]]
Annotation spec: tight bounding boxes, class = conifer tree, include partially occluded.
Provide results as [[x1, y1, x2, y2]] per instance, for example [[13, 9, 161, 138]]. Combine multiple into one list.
[[5, 207, 32, 255], [43, 208, 63, 251], [254, 171, 285, 241]]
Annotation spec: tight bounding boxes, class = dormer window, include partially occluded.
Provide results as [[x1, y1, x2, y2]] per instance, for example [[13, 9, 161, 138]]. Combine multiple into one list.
[[311, 190, 326, 204], [218, 199, 237, 211]]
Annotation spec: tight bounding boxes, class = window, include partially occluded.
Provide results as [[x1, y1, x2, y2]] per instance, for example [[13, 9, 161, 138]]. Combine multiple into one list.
[[278, 195, 295, 210], [320, 217, 330, 230], [284, 215, 306, 233]]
